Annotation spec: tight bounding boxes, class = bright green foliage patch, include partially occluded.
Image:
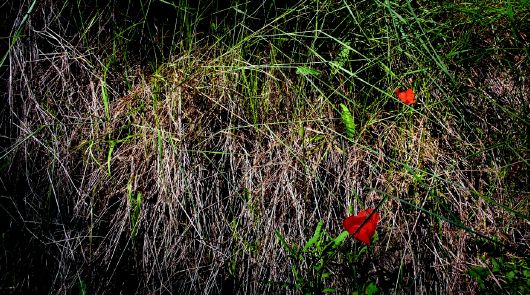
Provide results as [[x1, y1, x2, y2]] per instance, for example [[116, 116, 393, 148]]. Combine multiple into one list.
[[340, 103, 356, 140]]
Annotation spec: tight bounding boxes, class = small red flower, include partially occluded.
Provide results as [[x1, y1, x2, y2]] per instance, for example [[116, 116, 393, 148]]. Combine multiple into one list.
[[395, 88, 416, 105], [343, 208, 380, 245]]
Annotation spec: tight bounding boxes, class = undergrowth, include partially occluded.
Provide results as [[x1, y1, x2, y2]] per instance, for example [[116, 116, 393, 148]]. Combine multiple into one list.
[[1, 0, 529, 294]]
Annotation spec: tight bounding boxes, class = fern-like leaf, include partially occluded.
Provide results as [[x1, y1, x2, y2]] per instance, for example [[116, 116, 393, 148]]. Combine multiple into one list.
[[340, 103, 355, 140]]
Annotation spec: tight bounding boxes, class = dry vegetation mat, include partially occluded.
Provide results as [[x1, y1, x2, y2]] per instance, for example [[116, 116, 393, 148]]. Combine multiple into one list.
[[1, 0, 529, 294]]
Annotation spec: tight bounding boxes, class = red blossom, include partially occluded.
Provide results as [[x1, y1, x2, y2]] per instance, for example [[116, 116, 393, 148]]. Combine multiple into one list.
[[343, 208, 380, 246], [395, 88, 416, 105]]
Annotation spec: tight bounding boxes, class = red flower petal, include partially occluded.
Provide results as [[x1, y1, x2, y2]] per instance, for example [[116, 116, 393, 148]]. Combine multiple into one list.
[[395, 88, 416, 105], [343, 208, 380, 245]]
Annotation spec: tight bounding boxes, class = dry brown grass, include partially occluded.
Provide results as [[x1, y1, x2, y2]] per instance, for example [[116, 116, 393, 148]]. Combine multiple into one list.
[[1, 1, 529, 294]]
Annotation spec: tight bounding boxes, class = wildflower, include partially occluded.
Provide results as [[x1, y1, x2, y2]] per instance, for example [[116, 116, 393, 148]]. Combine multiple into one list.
[[343, 208, 380, 245], [395, 87, 416, 105]]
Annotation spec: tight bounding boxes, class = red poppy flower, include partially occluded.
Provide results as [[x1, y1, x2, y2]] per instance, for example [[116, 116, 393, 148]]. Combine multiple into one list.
[[343, 208, 380, 245], [395, 88, 416, 105]]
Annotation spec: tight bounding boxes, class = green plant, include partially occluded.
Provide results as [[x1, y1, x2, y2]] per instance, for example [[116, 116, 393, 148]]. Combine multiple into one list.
[[78, 277, 87, 295], [275, 221, 346, 293], [275, 219, 378, 294], [340, 103, 356, 140], [468, 255, 530, 294]]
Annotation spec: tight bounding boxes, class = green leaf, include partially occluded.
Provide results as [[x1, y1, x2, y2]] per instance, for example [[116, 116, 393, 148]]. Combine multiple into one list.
[[303, 220, 324, 252], [333, 231, 349, 248], [468, 266, 488, 289], [296, 66, 320, 76], [307, 135, 325, 143], [298, 126, 305, 138], [340, 103, 355, 140], [107, 140, 117, 176], [101, 79, 109, 120], [365, 282, 378, 295], [78, 278, 86, 295], [275, 231, 290, 250], [275, 231, 296, 257], [323, 288, 336, 293], [491, 258, 500, 272], [357, 245, 368, 257], [331, 42, 352, 77], [314, 259, 324, 272]]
